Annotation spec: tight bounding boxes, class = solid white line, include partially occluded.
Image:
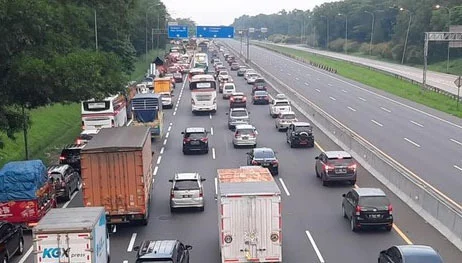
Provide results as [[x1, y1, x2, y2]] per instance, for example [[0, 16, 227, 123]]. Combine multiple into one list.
[[168, 126, 172, 132], [454, 165, 462, 172], [209, 114, 212, 119], [347, 106, 357, 112], [404, 137, 421, 148], [127, 233, 137, 252], [62, 188, 80, 208], [278, 178, 290, 196], [17, 246, 33, 263], [410, 120, 424, 128], [329, 96, 336, 101], [295, 77, 299, 80], [315, 89, 321, 93], [214, 177, 218, 196], [153, 166, 158, 176], [305, 231, 325, 263], [166, 132, 170, 138], [450, 138, 462, 146], [210, 127, 214, 135], [157, 156, 162, 165], [212, 148, 216, 159], [342, 89, 348, 93], [380, 107, 392, 113], [304, 82, 309, 86], [160, 147, 165, 154], [358, 97, 367, 102], [163, 139, 167, 145], [371, 119, 383, 127]]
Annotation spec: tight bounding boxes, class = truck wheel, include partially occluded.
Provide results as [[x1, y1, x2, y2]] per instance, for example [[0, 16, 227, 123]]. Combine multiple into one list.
[[199, 206, 204, 212], [289, 141, 294, 148], [64, 189, 71, 201], [140, 218, 148, 226], [16, 238, 24, 255]]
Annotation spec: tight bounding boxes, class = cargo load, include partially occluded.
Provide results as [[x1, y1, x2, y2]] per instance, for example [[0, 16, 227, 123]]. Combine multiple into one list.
[[130, 93, 164, 138]]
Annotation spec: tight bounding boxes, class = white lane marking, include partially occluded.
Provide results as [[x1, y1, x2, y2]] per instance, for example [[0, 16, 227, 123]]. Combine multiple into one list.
[[315, 89, 321, 93], [18, 246, 33, 263], [127, 233, 137, 252], [328, 83, 332, 86], [287, 73, 292, 76], [212, 148, 216, 159], [450, 138, 462, 146], [123, 261, 128, 263], [280, 69, 283, 72], [380, 107, 392, 113], [209, 114, 212, 119], [170, 122, 173, 126], [210, 127, 214, 135], [168, 126, 172, 132], [404, 137, 421, 148], [173, 111, 177, 116], [410, 120, 424, 128], [342, 89, 347, 93], [371, 119, 384, 127], [305, 231, 325, 263], [112, 225, 117, 233], [454, 165, 462, 172], [347, 106, 357, 112], [316, 78, 320, 81], [160, 147, 165, 154], [304, 82, 309, 86], [157, 156, 162, 165], [295, 77, 299, 80], [329, 96, 336, 101], [358, 97, 367, 102], [63, 186, 80, 208], [214, 177, 218, 196], [153, 166, 158, 176], [165, 132, 170, 138], [163, 139, 167, 145], [278, 178, 290, 196]]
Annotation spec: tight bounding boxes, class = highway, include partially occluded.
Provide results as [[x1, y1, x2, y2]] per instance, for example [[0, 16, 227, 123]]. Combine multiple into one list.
[[226, 39, 462, 207], [12, 50, 462, 263], [265, 42, 462, 96]]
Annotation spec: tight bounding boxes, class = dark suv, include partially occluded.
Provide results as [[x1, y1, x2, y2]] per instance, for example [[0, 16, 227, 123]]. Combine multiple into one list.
[[134, 240, 192, 263], [59, 144, 85, 173], [286, 122, 314, 148], [182, 127, 209, 154], [246, 147, 279, 175], [342, 188, 393, 232], [315, 151, 357, 186], [47, 165, 81, 201]]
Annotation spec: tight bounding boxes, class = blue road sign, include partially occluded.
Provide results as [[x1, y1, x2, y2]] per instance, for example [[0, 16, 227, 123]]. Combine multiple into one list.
[[168, 25, 189, 38], [196, 26, 234, 38]]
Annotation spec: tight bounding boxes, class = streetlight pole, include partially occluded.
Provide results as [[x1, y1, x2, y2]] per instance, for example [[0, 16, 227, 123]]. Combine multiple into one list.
[[321, 15, 329, 49], [400, 8, 412, 64], [94, 10, 98, 51], [156, 13, 160, 58], [435, 4, 451, 73], [145, 4, 161, 62], [338, 13, 348, 54], [364, 11, 375, 56]]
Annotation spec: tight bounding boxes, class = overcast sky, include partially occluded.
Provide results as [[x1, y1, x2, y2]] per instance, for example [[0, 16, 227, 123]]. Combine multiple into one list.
[[162, 0, 330, 26]]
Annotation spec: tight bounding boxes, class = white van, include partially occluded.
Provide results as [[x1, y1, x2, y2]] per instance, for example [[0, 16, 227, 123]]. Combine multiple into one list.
[[222, 83, 236, 99]]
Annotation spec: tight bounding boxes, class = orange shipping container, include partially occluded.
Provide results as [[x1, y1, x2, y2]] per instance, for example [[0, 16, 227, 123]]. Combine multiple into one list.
[[80, 126, 153, 225]]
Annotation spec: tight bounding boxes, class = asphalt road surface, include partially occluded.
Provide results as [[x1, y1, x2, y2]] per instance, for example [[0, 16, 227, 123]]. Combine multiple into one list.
[[267, 42, 462, 96], [11, 51, 462, 263]]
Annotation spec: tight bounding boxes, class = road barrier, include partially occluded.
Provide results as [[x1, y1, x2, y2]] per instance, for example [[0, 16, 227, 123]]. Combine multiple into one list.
[[224, 42, 462, 251]]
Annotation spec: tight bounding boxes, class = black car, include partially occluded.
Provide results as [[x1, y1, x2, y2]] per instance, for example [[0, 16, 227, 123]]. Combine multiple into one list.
[[378, 245, 443, 263], [47, 164, 81, 201], [342, 188, 393, 232], [59, 144, 85, 173], [246, 147, 279, 175], [182, 127, 209, 154], [0, 222, 24, 263], [286, 122, 314, 148], [134, 240, 192, 263]]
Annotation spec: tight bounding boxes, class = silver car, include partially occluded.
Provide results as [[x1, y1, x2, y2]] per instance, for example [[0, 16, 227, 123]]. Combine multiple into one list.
[[233, 124, 258, 148], [275, 111, 297, 131], [226, 108, 250, 130], [169, 172, 206, 212]]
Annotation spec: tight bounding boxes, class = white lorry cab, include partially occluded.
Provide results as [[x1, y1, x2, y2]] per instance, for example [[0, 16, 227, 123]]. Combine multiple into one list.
[[190, 74, 217, 113]]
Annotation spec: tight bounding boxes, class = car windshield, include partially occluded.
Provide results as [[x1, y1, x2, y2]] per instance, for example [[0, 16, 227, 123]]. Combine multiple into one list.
[[195, 94, 212, 101], [219, 71, 228, 75], [358, 196, 390, 207], [174, 179, 200, 190], [294, 125, 312, 132], [231, 110, 248, 117], [282, 114, 296, 119], [49, 172, 64, 181], [224, 85, 234, 90], [328, 157, 353, 166], [254, 150, 275, 159], [236, 128, 255, 135], [254, 91, 267, 96], [185, 132, 205, 139], [275, 101, 290, 107]]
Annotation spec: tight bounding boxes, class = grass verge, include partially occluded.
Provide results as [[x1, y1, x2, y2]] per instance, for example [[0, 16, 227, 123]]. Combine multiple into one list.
[[0, 103, 81, 168], [257, 43, 462, 118], [130, 49, 164, 81]]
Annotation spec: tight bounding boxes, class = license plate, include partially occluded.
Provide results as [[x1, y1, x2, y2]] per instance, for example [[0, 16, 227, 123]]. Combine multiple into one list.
[[262, 163, 270, 167], [369, 214, 382, 219], [95, 125, 102, 129], [182, 195, 192, 198], [335, 168, 347, 174], [191, 141, 200, 145], [242, 136, 249, 139]]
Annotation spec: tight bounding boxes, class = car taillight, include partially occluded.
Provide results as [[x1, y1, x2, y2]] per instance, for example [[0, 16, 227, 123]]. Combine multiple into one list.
[[324, 164, 334, 173], [355, 205, 361, 216], [251, 160, 258, 165], [183, 138, 191, 144], [170, 189, 174, 198], [348, 163, 357, 171], [388, 204, 393, 215], [235, 132, 239, 138], [253, 96, 258, 99], [272, 160, 279, 166], [242, 97, 247, 102], [230, 97, 234, 102], [81, 121, 85, 129], [199, 189, 203, 197], [250, 132, 256, 137], [59, 156, 66, 161], [200, 138, 208, 143], [76, 138, 82, 144]]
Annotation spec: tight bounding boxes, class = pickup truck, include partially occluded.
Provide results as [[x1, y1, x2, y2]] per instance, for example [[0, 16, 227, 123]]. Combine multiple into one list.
[[270, 99, 292, 118]]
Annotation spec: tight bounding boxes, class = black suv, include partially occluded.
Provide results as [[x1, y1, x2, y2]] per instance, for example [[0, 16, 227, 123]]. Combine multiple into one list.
[[47, 165, 81, 201], [286, 122, 314, 148], [182, 127, 209, 154], [0, 222, 24, 263], [134, 240, 192, 263], [342, 188, 393, 232], [246, 147, 279, 175], [59, 144, 85, 173]]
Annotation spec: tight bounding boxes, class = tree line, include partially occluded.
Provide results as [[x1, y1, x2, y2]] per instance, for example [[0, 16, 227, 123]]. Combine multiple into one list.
[[0, 0, 169, 148], [231, 0, 462, 65]]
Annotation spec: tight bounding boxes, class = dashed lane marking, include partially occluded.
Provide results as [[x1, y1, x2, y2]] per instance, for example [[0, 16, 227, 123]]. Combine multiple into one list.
[[163, 139, 167, 145], [212, 148, 216, 159], [154, 166, 158, 176], [127, 233, 137, 252], [157, 156, 162, 165], [380, 107, 392, 113], [347, 106, 357, 112], [160, 147, 165, 154], [371, 120, 384, 127], [404, 137, 421, 148], [278, 178, 290, 196], [305, 231, 325, 263]]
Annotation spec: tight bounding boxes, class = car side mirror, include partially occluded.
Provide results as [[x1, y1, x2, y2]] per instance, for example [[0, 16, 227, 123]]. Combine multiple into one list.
[[133, 246, 140, 251], [342, 194, 346, 197], [315, 156, 319, 160], [185, 245, 193, 250], [201, 178, 206, 181], [181, 132, 185, 134], [225, 113, 229, 115], [168, 179, 173, 182]]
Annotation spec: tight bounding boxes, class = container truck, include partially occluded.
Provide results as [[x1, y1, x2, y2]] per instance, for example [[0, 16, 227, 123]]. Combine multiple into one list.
[[217, 166, 282, 263], [80, 126, 154, 225], [130, 93, 164, 139], [32, 207, 110, 263], [154, 77, 173, 94]]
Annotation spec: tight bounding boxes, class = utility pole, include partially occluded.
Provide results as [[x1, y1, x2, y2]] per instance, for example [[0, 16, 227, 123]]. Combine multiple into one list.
[[246, 31, 250, 62], [94, 10, 98, 51]]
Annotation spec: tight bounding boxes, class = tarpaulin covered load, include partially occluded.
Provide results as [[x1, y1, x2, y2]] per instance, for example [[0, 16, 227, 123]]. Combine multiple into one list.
[[0, 160, 48, 202]]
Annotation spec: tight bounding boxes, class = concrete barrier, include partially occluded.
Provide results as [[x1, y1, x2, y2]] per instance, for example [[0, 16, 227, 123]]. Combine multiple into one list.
[[225, 42, 462, 250]]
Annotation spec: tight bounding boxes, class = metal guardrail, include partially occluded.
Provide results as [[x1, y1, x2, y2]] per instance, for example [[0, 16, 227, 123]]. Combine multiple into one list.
[[224, 42, 462, 251]]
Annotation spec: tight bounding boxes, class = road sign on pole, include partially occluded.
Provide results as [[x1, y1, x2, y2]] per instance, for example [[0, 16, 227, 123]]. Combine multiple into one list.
[[196, 26, 234, 38], [454, 76, 462, 110], [261, 27, 268, 33], [168, 21, 178, 26], [248, 27, 255, 33], [168, 25, 189, 39]]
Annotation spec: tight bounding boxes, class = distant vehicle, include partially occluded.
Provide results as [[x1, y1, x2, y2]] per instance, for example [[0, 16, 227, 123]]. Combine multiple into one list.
[[59, 143, 85, 173], [190, 74, 217, 113], [75, 129, 100, 144], [252, 90, 270, 105], [230, 62, 240, 70], [173, 72, 183, 83], [246, 73, 261, 84], [222, 83, 236, 99], [275, 111, 297, 130], [188, 68, 206, 81], [47, 164, 80, 201], [342, 188, 393, 232], [244, 69, 257, 80], [270, 99, 291, 118], [237, 66, 248, 76], [218, 70, 229, 82], [131, 93, 164, 139], [182, 127, 209, 154], [286, 122, 314, 148], [315, 151, 357, 186], [252, 84, 268, 95], [81, 94, 127, 130], [134, 240, 192, 263], [275, 93, 287, 100], [227, 108, 250, 130], [229, 92, 247, 108], [233, 124, 258, 148], [169, 172, 206, 211], [0, 222, 24, 263], [246, 147, 279, 175], [378, 245, 443, 263], [159, 92, 174, 109], [193, 52, 209, 72]]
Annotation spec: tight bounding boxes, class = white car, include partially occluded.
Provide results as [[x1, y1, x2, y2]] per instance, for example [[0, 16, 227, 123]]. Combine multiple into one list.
[[244, 69, 257, 80], [270, 99, 292, 118], [160, 92, 174, 109], [218, 71, 229, 81], [233, 124, 258, 148], [222, 83, 236, 99], [275, 111, 297, 131], [246, 73, 261, 84], [275, 93, 287, 100]]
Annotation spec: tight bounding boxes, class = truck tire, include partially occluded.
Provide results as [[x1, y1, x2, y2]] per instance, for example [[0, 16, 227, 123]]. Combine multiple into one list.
[[63, 189, 71, 201]]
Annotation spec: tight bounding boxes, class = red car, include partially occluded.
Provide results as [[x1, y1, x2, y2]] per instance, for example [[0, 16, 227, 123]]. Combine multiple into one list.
[[230, 92, 247, 108]]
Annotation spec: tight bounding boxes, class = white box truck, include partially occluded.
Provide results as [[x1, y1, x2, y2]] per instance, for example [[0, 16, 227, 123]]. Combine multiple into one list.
[[32, 207, 110, 263], [217, 166, 282, 263]]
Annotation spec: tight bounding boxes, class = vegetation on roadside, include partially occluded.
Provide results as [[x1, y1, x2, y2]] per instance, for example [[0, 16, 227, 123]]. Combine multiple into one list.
[[258, 43, 462, 118]]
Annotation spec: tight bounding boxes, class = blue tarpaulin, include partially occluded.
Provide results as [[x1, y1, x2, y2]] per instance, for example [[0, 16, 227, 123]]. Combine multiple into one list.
[[0, 160, 48, 202], [132, 93, 160, 123]]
